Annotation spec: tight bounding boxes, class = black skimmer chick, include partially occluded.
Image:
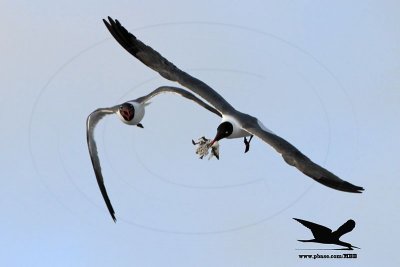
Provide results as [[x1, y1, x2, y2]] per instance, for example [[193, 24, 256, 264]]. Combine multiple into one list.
[[103, 17, 364, 193], [192, 136, 220, 160], [87, 86, 221, 222], [294, 218, 360, 250]]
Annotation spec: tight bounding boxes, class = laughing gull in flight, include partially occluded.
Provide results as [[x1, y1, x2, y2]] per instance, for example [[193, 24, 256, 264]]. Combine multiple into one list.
[[103, 17, 364, 194], [87, 86, 221, 221]]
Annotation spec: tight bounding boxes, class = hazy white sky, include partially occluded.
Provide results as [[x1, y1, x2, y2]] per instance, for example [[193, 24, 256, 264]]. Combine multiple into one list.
[[1, 1, 399, 266]]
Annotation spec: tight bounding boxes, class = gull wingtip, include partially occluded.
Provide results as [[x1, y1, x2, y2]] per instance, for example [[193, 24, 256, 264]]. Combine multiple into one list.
[[102, 18, 110, 26], [350, 184, 364, 193]]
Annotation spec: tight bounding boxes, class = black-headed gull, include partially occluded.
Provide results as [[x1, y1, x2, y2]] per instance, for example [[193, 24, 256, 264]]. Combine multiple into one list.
[[87, 86, 221, 221], [103, 17, 364, 194]]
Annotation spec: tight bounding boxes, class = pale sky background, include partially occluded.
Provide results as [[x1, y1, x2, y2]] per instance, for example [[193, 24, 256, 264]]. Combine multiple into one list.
[[1, 0, 399, 266]]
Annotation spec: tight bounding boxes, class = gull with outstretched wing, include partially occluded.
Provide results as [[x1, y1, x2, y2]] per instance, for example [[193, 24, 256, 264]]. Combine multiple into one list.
[[87, 86, 221, 221], [103, 17, 364, 193]]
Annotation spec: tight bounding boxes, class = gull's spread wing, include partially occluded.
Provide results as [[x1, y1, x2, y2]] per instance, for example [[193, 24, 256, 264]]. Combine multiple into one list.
[[86, 106, 118, 222], [241, 115, 364, 193], [134, 86, 221, 117], [104, 17, 234, 114]]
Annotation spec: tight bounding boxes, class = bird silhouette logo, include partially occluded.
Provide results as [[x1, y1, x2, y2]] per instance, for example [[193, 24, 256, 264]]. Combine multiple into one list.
[[294, 218, 360, 250]]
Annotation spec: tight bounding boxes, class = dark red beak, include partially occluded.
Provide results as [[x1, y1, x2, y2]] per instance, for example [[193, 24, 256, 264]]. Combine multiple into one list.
[[210, 131, 223, 146]]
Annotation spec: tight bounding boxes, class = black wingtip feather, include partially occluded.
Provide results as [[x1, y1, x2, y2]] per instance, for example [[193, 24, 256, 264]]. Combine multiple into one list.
[[104, 16, 141, 56], [326, 181, 364, 194], [293, 218, 304, 224]]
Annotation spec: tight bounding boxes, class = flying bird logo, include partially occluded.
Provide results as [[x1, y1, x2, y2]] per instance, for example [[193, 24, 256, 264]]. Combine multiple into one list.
[[294, 218, 360, 250]]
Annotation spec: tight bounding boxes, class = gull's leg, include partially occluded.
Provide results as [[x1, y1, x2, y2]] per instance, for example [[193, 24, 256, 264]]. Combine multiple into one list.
[[244, 135, 254, 153], [136, 123, 144, 128]]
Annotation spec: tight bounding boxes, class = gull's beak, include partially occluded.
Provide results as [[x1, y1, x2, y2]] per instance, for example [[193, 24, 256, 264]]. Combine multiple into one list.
[[210, 130, 223, 146]]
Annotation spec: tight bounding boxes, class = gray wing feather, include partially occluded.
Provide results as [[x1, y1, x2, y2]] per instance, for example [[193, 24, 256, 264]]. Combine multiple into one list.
[[86, 106, 118, 222], [103, 17, 234, 114], [241, 115, 364, 193], [134, 86, 221, 117]]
